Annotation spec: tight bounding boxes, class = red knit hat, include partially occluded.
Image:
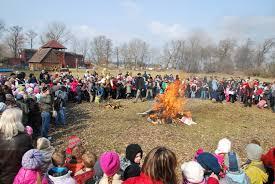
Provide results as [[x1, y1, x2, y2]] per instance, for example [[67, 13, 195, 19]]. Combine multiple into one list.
[[261, 147, 275, 170], [68, 135, 81, 149]]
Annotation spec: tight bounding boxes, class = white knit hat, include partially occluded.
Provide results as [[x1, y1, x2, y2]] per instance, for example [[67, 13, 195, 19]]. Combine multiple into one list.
[[246, 143, 263, 161], [215, 138, 231, 154], [181, 161, 204, 183]]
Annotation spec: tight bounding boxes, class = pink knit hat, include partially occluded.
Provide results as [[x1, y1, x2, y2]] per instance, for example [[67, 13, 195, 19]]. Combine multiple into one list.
[[68, 135, 81, 149], [100, 151, 120, 177], [33, 86, 40, 94]]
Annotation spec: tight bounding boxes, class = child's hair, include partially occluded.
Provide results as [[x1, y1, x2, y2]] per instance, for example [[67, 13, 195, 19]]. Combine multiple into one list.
[[250, 139, 261, 146], [142, 146, 177, 184], [72, 144, 85, 159], [82, 151, 97, 168], [52, 150, 66, 167]]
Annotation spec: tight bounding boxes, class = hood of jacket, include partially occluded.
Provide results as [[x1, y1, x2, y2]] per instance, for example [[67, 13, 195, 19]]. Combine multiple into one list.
[[48, 167, 76, 184], [225, 171, 250, 184]]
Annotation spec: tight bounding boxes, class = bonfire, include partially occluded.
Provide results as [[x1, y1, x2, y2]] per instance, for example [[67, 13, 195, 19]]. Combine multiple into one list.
[[146, 80, 193, 125]]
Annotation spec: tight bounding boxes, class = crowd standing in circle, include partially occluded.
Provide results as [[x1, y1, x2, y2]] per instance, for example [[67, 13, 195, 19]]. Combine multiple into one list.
[[0, 70, 274, 184]]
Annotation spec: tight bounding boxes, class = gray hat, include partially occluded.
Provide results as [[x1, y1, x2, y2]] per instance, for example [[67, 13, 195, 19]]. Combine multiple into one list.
[[246, 143, 263, 161], [0, 102, 7, 113]]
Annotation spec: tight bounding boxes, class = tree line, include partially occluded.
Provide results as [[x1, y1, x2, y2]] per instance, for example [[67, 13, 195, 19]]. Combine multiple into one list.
[[0, 20, 274, 77]]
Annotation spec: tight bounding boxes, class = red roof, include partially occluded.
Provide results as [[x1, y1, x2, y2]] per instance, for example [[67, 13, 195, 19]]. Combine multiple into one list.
[[42, 40, 66, 49]]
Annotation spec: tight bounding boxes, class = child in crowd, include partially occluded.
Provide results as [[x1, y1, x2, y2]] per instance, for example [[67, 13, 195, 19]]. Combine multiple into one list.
[[43, 150, 76, 184], [196, 152, 221, 183], [214, 138, 232, 177], [13, 149, 43, 184], [66, 135, 82, 161], [99, 151, 122, 184], [243, 143, 268, 184], [220, 152, 250, 184], [181, 160, 206, 184], [74, 151, 97, 184], [37, 137, 55, 176], [124, 146, 177, 184], [120, 144, 143, 180], [65, 145, 85, 175], [261, 147, 275, 184]]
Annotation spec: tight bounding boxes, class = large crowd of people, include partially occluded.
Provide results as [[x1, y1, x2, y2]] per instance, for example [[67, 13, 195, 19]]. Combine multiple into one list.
[[0, 69, 274, 184]]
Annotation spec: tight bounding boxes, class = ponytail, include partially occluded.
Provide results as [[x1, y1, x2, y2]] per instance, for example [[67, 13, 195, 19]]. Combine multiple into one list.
[[107, 176, 113, 184]]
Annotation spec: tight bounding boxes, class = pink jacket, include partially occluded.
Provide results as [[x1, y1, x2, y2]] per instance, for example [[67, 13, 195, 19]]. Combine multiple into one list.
[[13, 167, 39, 184]]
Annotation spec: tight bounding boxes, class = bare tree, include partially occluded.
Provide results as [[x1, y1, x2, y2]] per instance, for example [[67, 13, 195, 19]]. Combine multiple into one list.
[[25, 30, 37, 49], [70, 36, 80, 54], [234, 38, 254, 71], [184, 35, 203, 72], [114, 46, 120, 67], [128, 38, 150, 69], [215, 39, 235, 73], [162, 40, 185, 69], [119, 43, 131, 67], [79, 38, 89, 60], [40, 22, 71, 44], [90, 35, 113, 65], [254, 38, 275, 68], [6, 26, 25, 58], [201, 44, 216, 73], [0, 20, 5, 38]]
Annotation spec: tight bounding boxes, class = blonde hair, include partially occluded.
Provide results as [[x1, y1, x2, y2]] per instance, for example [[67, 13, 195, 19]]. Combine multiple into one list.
[[142, 146, 177, 184], [0, 108, 24, 140], [82, 151, 97, 168], [72, 144, 85, 159], [52, 150, 66, 167]]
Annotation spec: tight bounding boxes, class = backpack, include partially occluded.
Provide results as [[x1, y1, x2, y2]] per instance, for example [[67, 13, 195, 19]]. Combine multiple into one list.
[[53, 96, 62, 111]]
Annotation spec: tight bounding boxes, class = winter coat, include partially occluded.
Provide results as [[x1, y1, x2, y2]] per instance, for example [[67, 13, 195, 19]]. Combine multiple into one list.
[[119, 157, 141, 180], [0, 132, 33, 184], [219, 171, 250, 184], [135, 77, 145, 90], [40, 94, 52, 112], [65, 159, 85, 175], [182, 179, 206, 184], [44, 168, 76, 184], [40, 146, 55, 176], [74, 170, 94, 184], [244, 160, 268, 184], [99, 173, 122, 184], [120, 157, 131, 175], [123, 172, 163, 184], [13, 167, 40, 184]]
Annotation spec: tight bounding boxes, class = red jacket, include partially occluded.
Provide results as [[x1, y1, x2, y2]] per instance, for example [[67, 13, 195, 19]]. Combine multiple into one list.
[[123, 172, 163, 184], [207, 177, 219, 184], [74, 170, 94, 184]]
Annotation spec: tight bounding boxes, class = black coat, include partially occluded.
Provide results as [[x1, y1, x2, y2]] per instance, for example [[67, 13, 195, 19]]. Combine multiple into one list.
[[135, 77, 145, 90], [0, 132, 33, 184]]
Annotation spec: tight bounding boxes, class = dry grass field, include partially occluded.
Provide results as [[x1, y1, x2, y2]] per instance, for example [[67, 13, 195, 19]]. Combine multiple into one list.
[[51, 98, 275, 165]]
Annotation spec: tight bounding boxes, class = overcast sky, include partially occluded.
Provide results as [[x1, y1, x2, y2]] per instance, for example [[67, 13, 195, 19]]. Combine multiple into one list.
[[1, 0, 275, 47]]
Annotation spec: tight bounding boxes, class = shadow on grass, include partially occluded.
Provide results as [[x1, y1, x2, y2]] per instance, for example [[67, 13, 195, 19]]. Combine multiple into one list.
[[50, 102, 93, 145]]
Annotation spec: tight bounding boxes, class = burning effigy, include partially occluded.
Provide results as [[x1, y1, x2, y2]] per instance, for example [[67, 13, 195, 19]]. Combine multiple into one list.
[[139, 79, 195, 125]]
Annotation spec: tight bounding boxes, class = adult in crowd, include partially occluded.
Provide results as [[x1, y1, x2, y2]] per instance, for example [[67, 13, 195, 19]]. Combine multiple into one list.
[[134, 73, 145, 103], [0, 108, 33, 184], [123, 146, 177, 184]]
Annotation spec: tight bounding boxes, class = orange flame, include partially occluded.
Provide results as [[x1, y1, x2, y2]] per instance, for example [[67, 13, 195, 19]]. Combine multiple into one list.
[[150, 79, 191, 121]]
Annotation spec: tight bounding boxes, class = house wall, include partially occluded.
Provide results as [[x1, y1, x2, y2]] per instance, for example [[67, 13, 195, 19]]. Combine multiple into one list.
[[29, 63, 61, 71], [64, 53, 84, 68]]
